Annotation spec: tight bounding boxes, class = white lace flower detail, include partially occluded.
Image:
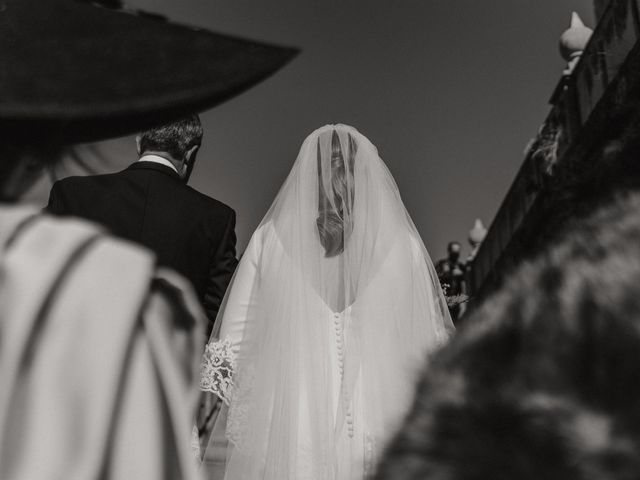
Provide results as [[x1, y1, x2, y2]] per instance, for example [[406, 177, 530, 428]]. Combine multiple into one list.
[[199, 336, 236, 405]]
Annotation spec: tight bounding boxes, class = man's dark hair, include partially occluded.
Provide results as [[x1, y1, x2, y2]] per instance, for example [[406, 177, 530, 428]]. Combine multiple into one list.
[[138, 115, 203, 160], [376, 193, 640, 480]]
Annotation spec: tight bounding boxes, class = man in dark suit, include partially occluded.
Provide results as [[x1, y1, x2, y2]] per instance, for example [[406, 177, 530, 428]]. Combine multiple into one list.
[[47, 115, 237, 337]]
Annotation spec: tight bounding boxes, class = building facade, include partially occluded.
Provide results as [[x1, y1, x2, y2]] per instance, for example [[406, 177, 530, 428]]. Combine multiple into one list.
[[467, 0, 640, 304]]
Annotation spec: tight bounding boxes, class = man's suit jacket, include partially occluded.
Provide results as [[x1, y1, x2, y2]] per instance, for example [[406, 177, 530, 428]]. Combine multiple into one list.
[[47, 161, 238, 337]]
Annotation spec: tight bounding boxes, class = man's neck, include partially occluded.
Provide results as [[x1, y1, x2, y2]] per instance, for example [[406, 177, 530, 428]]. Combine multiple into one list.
[[138, 153, 180, 174]]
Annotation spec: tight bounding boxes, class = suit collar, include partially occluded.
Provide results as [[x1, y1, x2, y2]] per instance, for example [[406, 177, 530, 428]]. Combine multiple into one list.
[[127, 160, 183, 181], [138, 154, 180, 173]]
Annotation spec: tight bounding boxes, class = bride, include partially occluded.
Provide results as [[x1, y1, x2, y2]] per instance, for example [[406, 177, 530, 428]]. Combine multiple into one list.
[[200, 124, 454, 479]]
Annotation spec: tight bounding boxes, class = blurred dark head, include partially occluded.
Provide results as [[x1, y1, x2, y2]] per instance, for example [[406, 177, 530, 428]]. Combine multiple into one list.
[[376, 193, 640, 480], [136, 115, 203, 182], [447, 241, 461, 261]]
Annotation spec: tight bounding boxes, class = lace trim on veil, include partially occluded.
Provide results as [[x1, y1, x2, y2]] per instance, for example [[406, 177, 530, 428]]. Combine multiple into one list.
[[199, 336, 236, 405], [364, 433, 376, 478], [190, 426, 201, 460], [225, 363, 256, 451]]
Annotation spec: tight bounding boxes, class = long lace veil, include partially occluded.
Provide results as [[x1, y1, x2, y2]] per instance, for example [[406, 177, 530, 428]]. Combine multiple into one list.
[[204, 124, 454, 479]]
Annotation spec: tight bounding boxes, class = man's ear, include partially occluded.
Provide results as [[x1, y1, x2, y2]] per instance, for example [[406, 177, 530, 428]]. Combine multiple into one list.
[[135, 136, 142, 156], [185, 144, 200, 163], [182, 144, 200, 183]]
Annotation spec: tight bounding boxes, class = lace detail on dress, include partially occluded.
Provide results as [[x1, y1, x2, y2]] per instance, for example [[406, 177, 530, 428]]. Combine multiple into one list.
[[190, 425, 201, 460], [363, 433, 376, 478], [199, 336, 236, 405]]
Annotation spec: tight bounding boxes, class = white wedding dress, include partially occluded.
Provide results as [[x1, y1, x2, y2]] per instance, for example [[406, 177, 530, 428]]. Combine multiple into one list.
[[200, 125, 454, 480]]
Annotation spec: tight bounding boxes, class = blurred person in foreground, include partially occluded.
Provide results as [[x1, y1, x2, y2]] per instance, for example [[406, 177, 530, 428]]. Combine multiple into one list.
[[375, 192, 640, 480], [0, 0, 296, 478]]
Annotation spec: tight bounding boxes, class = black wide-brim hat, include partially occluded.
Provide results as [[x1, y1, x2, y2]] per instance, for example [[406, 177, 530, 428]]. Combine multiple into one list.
[[0, 0, 298, 144]]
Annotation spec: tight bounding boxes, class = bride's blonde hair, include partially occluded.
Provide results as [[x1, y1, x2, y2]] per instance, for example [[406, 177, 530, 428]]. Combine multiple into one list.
[[316, 129, 357, 257]]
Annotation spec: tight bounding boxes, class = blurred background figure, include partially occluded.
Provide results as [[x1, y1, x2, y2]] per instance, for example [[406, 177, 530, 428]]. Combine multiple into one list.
[[375, 192, 640, 480], [436, 241, 468, 322], [0, 0, 296, 479]]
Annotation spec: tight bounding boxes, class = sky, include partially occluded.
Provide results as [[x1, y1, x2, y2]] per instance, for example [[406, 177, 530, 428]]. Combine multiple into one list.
[[32, 0, 596, 260]]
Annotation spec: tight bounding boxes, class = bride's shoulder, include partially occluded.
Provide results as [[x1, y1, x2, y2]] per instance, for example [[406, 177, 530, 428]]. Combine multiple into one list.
[[241, 221, 276, 261], [249, 221, 276, 244]]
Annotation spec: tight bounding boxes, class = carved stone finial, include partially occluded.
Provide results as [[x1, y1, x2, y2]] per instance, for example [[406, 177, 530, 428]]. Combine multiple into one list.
[[559, 12, 593, 74], [469, 218, 487, 247]]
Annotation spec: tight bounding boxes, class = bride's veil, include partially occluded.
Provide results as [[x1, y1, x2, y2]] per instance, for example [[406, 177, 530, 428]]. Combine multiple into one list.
[[207, 124, 453, 479]]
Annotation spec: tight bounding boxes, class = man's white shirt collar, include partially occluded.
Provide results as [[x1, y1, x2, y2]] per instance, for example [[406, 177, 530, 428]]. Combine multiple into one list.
[[138, 154, 179, 174]]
